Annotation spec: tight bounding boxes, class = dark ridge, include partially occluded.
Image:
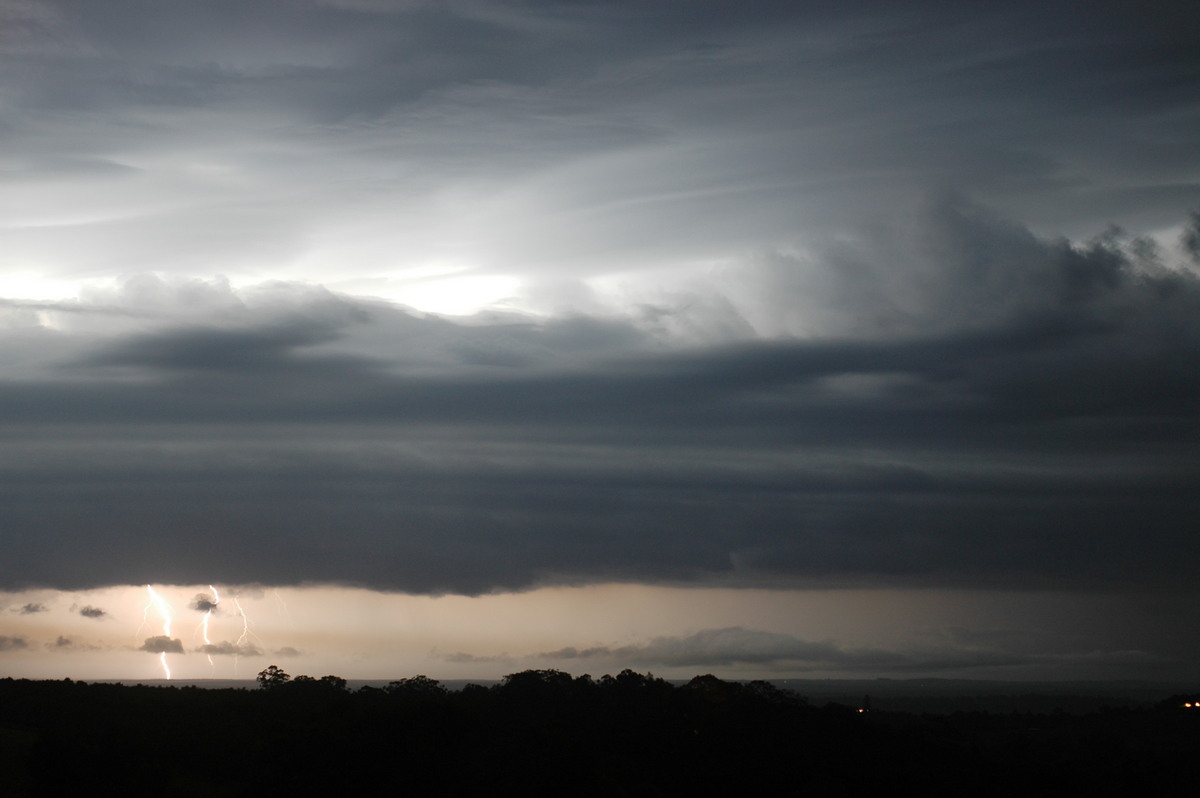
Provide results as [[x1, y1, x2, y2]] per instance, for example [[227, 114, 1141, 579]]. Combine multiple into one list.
[[1, 670, 1197, 797]]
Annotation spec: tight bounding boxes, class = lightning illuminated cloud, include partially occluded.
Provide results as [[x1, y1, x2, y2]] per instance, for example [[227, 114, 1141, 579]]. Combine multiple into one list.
[[192, 586, 219, 668], [186, 586, 266, 671], [232, 597, 255, 676], [141, 586, 180, 679]]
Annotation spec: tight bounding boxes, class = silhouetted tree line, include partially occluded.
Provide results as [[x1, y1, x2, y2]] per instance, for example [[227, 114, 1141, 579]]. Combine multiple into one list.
[[0, 671, 1197, 797]]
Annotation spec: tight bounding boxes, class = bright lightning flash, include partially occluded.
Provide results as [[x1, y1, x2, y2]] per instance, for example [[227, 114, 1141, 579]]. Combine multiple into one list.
[[145, 586, 173, 680], [199, 585, 220, 667]]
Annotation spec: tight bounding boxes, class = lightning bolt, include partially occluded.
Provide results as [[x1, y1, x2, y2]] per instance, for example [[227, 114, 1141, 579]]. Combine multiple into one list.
[[144, 585, 173, 680], [229, 596, 253, 676], [234, 594, 272, 676], [234, 596, 250, 648], [198, 585, 220, 668], [272, 589, 294, 628]]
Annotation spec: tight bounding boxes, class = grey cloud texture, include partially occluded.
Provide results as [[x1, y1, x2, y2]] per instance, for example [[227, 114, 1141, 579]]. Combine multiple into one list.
[[78, 606, 106, 619], [1183, 211, 1200, 263], [1, 202, 1197, 595], [4, 0, 1198, 290], [190, 594, 218, 613], [139, 636, 185, 655], [0, 636, 29, 651], [1, 0, 1198, 690], [442, 652, 515, 665], [198, 641, 262, 657]]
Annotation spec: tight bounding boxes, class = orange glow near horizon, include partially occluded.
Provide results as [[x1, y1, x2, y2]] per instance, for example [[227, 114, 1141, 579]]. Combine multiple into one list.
[[0, 583, 1183, 683]]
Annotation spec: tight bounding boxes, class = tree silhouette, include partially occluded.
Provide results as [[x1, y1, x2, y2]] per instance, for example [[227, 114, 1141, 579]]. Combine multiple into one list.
[[256, 664, 291, 688], [385, 675, 446, 696], [319, 674, 348, 692]]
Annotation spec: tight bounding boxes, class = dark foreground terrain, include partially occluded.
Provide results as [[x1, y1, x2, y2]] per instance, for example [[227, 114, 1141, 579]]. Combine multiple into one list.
[[1, 670, 1197, 797]]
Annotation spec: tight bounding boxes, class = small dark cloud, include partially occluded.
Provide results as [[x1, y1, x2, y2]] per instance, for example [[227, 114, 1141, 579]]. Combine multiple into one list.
[[539, 646, 614, 660], [190, 593, 218, 613], [19, 603, 47, 614], [49, 636, 97, 652], [273, 646, 301, 658], [442, 652, 513, 664], [78, 606, 106, 619], [1182, 209, 1200, 263], [199, 641, 261, 657], [139, 636, 184, 654], [0, 636, 30, 651]]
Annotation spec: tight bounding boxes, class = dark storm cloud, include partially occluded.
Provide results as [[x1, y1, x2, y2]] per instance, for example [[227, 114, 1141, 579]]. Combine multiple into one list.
[[77, 606, 106, 619], [0, 203, 1199, 595], [5, 0, 1198, 284], [139, 636, 185, 655], [1183, 211, 1200, 263], [190, 594, 218, 613], [2, 1, 1199, 605]]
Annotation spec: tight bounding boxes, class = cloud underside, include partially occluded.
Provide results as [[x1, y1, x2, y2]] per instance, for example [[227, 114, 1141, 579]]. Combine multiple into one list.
[[190, 594, 218, 613], [140, 636, 185, 654], [3, 1, 1199, 600], [0, 200, 1197, 595]]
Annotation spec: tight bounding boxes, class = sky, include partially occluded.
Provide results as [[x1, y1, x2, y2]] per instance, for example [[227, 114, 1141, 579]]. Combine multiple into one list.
[[1, 0, 1199, 684]]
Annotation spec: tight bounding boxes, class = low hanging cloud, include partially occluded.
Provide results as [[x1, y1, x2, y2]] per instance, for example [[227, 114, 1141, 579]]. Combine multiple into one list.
[[0, 636, 29, 651], [531, 626, 1171, 677], [190, 593, 219, 613], [441, 652, 515, 665], [18, 603, 47, 614], [540, 627, 904, 669], [198, 641, 262, 657], [78, 606, 107, 619], [139, 636, 185, 654]]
